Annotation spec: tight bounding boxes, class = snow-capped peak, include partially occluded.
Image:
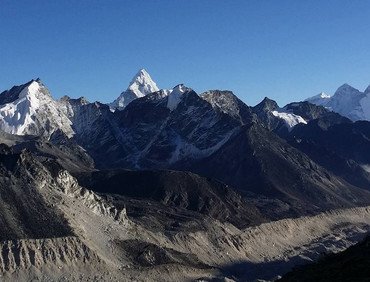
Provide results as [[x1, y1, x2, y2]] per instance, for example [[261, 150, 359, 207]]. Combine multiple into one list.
[[304, 82, 370, 121], [167, 84, 190, 111], [127, 68, 159, 98], [172, 84, 188, 94], [22, 80, 40, 96], [0, 79, 74, 138], [6, 79, 46, 104], [110, 69, 160, 110]]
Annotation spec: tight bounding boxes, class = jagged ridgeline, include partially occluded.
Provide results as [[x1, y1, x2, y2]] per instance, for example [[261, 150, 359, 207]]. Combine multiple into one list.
[[1, 71, 370, 219], [0, 70, 370, 280]]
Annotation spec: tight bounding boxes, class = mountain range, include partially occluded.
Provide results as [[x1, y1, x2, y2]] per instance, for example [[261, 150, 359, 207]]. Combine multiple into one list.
[[2, 70, 370, 215], [1, 69, 370, 281], [306, 83, 370, 121]]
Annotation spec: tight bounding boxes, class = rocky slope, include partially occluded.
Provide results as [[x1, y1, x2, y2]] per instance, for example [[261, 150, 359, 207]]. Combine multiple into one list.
[[77, 169, 266, 229], [2, 158, 370, 282], [0, 146, 73, 240], [185, 122, 370, 219]]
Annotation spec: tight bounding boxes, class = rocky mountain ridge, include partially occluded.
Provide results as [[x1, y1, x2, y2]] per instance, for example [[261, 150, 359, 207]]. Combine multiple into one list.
[[1, 70, 370, 281], [1, 71, 370, 220]]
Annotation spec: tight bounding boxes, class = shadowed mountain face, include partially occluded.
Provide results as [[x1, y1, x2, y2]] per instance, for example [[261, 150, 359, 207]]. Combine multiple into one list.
[[252, 99, 370, 191], [251, 99, 349, 137], [70, 89, 256, 170], [284, 101, 335, 121], [10, 131, 95, 175], [0, 146, 73, 240], [287, 119, 370, 190], [0, 79, 37, 105], [251, 97, 287, 134], [290, 120, 370, 165], [112, 89, 254, 168], [279, 236, 370, 282], [77, 169, 266, 229], [180, 123, 370, 218]]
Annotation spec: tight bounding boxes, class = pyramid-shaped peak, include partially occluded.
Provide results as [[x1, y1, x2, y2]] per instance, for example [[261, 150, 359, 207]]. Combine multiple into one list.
[[130, 69, 150, 82], [28, 77, 46, 87], [137, 68, 149, 76], [261, 97, 277, 103], [127, 68, 159, 97], [335, 83, 360, 95], [340, 83, 351, 87], [166, 84, 192, 111], [22, 78, 41, 87], [255, 97, 279, 111], [110, 69, 160, 110]]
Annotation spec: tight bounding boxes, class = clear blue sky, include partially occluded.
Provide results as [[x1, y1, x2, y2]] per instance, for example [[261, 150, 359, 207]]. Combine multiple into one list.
[[1, 0, 370, 106]]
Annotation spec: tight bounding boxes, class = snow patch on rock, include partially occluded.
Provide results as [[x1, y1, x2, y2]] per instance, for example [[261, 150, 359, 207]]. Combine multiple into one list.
[[167, 84, 189, 111], [168, 127, 238, 164], [272, 110, 307, 130]]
